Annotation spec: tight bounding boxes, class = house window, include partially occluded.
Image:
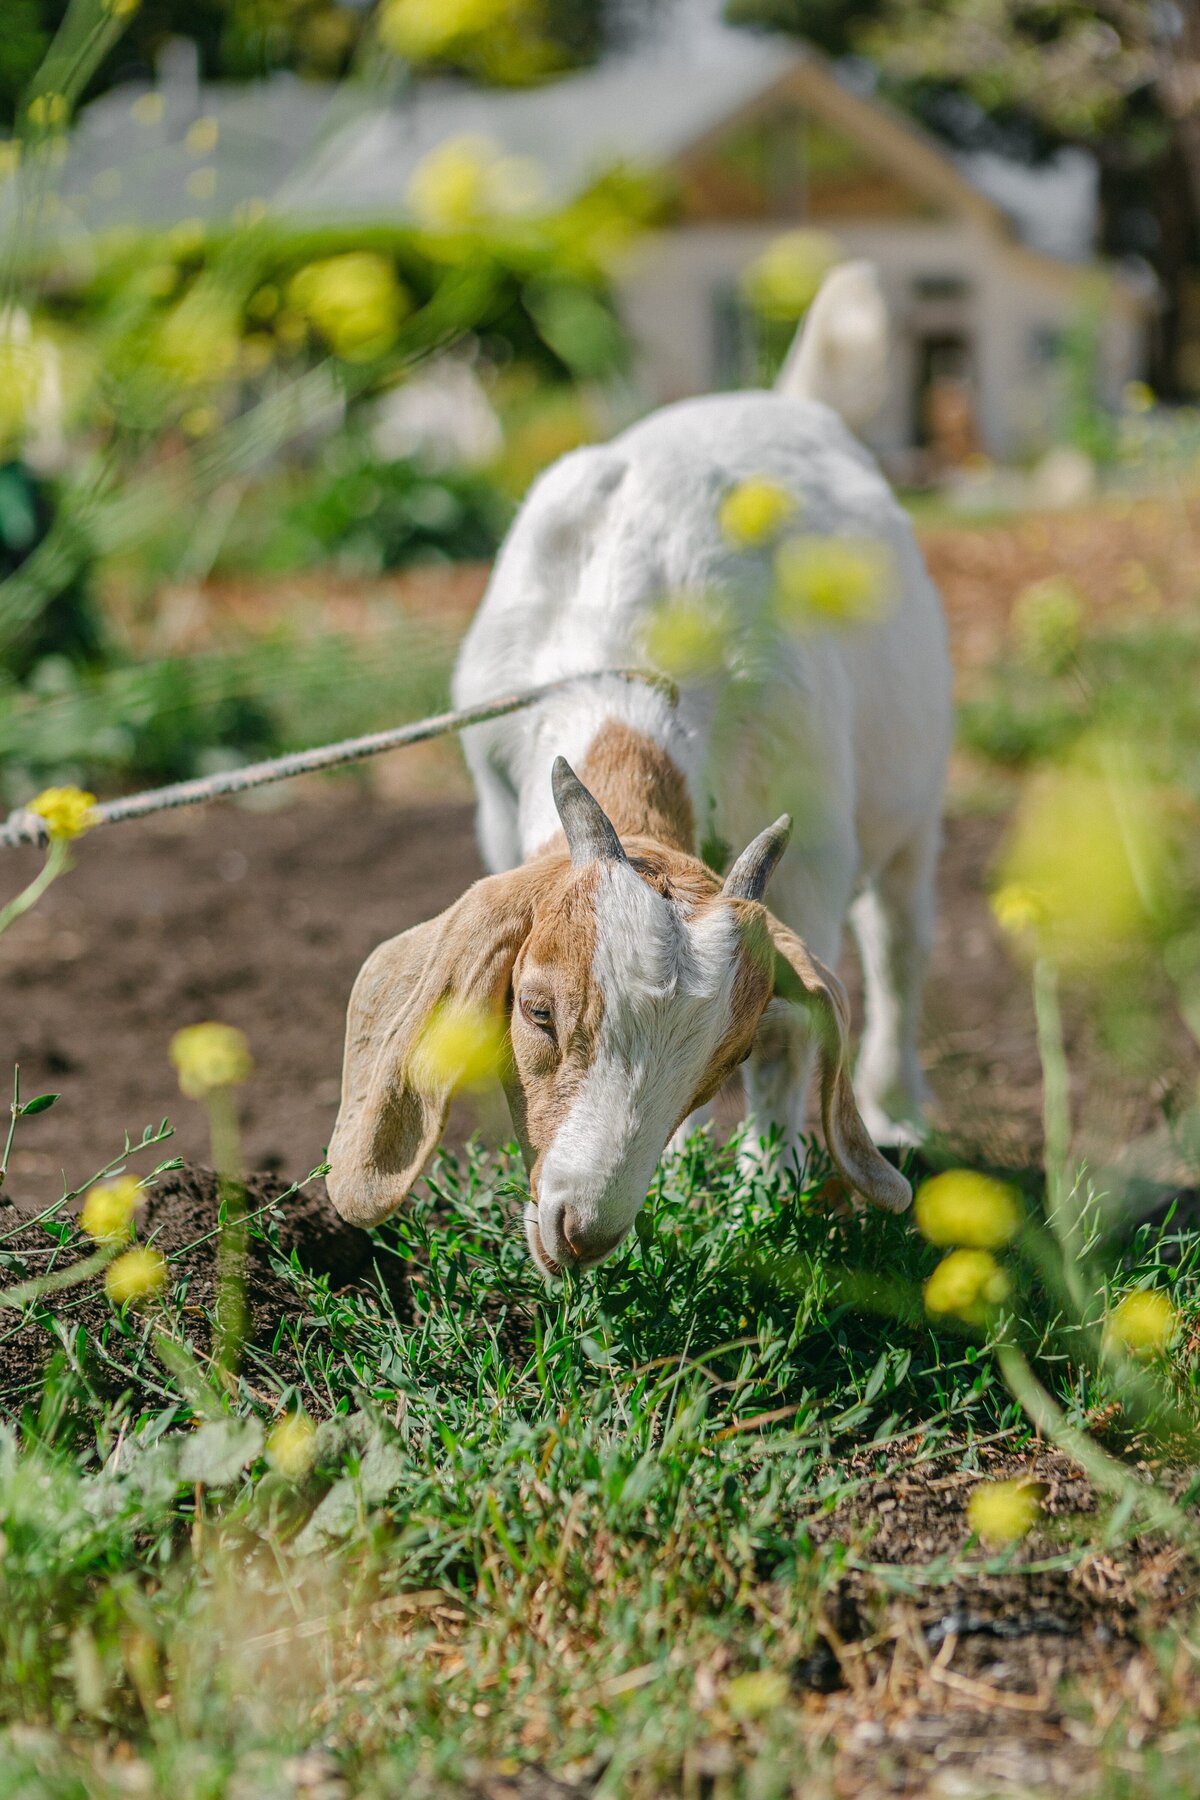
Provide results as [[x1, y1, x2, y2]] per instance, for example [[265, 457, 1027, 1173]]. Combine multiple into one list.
[[1029, 325, 1065, 366], [912, 274, 971, 303]]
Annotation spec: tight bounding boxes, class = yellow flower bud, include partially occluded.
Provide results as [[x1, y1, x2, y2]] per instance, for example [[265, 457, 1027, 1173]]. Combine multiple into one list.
[[1011, 577, 1083, 675], [924, 1248, 1009, 1327], [170, 1022, 253, 1099], [105, 1246, 167, 1306], [719, 478, 795, 548], [410, 998, 504, 1095], [997, 749, 1169, 968], [990, 883, 1048, 938], [131, 93, 164, 127], [288, 253, 408, 361], [80, 1177, 141, 1243], [28, 786, 98, 842], [27, 93, 69, 130], [185, 117, 219, 158], [640, 590, 728, 678], [774, 536, 892, 629], [405, 135, 542, 231], [967, 1477, 1043, 1545], [915, 1170, 1021, 1250], [1105, 1289, 1177, 1356], [267, 1412, 317, 1481], [725, 1668, 789, 1720], [380, 0, 505, 60], [741, 230, 840, 321]]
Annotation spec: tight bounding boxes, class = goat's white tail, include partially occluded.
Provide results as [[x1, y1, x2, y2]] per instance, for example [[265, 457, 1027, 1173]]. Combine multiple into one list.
[[774, 259, 889, 432]]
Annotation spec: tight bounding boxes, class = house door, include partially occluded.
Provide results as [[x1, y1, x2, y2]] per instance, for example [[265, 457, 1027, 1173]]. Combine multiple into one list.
[[914, 332, 979, 466]]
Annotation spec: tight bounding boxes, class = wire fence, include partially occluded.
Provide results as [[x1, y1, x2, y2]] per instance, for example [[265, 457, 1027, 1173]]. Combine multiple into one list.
[[0, 668, 675, 850]]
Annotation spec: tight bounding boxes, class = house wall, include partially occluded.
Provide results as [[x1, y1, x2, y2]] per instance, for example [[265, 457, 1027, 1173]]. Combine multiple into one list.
[[615, 222, 1147, 464]]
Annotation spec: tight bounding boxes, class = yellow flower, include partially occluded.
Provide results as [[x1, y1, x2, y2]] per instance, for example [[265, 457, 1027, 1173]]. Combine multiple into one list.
[[990, 883, 1048, 938], [924, 1248, 1010, 1326], [80, 1177, 141, 1244], [28, 786, 98, 842], [154, 296, 239, 388], [170, 1023, 253, 1099], [998, 753, 1168, 967], [379, 0, 553, 79], [741, 231, 840, 321], [1123, 380, 1155, 415], [180, 405, 221, 438], [185, 117, 218, 157], [1011, 577, 1084, 675], [915, 1170, 1021, 1250], [725, 1668, 789, 1720], [267, 1412, 317, 1481], [410, 998, 505, 1094], [27, 93, 69, 130], [288, 253, 408, 361], [166, 217, 205, 256], [105, 1247, 167, 1306], [1106, 1289, 1177, 1356], [775, 536, 893, 629], [379, 0, 505, 60], [719, 478, 795, 548], [406, 135, 542, 230], [185, 167, 216, 203], [640, 590, 728, 678], [967, 1478, 1043, 1545], [131, 92, 164, 127]]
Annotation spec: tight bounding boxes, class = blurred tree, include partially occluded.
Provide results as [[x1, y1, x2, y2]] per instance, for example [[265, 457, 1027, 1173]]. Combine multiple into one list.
[[0, 0, 620, 124]]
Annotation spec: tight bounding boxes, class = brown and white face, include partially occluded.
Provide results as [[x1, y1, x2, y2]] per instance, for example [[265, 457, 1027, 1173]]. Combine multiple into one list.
[[325, 759, 909, 1274]]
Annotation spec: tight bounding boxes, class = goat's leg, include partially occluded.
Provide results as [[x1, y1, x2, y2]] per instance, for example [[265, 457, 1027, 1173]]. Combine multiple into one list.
[[465, 748, 523, 875], [849, 824, 938, 1145], [740, 1000, 820, 1180]]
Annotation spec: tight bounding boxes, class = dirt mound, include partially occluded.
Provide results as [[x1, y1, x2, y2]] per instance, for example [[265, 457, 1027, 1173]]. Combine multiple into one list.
[[0, 1165, 397, 1416], [800, 1443, 1196, 1797]]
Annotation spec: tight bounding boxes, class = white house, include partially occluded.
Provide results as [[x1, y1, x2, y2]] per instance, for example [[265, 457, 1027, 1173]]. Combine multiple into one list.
[[54, 4, 1151, 464]]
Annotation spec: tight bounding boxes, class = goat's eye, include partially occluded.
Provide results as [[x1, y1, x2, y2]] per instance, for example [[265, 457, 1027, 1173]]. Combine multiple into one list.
[[520, 996, 554, 1034]]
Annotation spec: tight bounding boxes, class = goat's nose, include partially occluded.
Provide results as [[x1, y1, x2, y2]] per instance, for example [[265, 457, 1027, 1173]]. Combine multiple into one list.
[[562, 1209, 623, 1265]]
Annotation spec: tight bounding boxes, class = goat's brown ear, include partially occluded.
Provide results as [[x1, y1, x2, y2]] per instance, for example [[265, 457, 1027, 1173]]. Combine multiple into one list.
[[327, 870, 541, 1226], [766, 914, 912, 1215]]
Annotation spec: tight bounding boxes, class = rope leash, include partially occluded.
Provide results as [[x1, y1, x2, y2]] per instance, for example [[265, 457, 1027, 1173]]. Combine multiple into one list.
[[0, 667, 677, 852]]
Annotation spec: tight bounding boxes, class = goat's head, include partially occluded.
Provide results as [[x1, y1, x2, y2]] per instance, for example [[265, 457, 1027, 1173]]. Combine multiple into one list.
[[326, 758, 909, 1273]]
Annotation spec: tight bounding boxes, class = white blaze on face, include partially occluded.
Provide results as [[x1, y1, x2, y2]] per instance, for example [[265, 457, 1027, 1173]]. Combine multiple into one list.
[[534, 862, 741, 1267]]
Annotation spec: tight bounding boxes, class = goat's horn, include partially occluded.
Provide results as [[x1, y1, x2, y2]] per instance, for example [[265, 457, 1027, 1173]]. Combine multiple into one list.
[[551, 756, 627, 866], [722, 814, 792, 901]]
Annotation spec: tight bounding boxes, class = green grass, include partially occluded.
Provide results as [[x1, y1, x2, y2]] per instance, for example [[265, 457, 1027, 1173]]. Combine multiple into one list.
[[959, 616, 1200, 794], [3, 1128, 1200, 1797], [0, 613, 456, 800]]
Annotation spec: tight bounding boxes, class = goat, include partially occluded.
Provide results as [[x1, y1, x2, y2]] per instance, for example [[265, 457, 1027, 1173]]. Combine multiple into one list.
[[327, 262, 954, 1276]]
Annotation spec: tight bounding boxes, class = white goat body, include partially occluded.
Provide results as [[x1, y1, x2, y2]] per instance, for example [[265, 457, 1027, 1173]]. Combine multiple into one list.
[[327, 271, 953, 1271], [453, 386, 952, 1145]]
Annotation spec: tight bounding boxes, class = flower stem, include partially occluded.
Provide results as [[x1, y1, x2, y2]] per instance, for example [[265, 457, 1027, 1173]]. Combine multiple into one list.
[[997, 1341, 1195, 1546], [1032, 955, 1085, 1311], [0, 837, 69, 937], [207, 1086, 247, 1378]]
